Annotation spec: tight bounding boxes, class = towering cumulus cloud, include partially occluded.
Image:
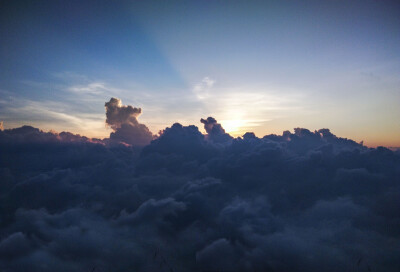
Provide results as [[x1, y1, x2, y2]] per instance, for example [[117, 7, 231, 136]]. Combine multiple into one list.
[[201, 116, 232, 143], [105, 97, 153, 146], [0, 100, 399, 272]]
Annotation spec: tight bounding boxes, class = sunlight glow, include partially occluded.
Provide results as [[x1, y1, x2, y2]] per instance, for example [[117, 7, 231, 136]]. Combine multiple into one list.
[[221, 119, 245, 133]]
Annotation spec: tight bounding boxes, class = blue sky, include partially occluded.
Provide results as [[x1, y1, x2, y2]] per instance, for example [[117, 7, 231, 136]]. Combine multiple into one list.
[[1, 0, 399, 146]]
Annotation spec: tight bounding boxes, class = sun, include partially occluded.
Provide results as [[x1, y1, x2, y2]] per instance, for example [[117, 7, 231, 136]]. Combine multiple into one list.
[[222, 119, 245, 134]]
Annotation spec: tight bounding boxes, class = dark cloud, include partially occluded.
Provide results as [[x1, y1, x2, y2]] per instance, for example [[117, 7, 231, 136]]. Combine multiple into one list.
[[105, 97, 153, 146], [0, 100, 399, 271], [104, 97, 142, 130], [201, 116, 233, 143]]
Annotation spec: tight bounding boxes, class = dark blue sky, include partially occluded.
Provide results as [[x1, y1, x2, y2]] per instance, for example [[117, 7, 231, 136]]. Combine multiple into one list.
[[1, 0, 399, 146]]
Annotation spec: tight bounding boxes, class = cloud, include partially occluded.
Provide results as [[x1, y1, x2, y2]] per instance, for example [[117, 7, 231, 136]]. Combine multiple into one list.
[[68, 82, 107, 95], [0, 90, 107, 137], [193, 77, 215, 100], [105, 98, 142, 129], [105, 97, 153, 146], [201, 116, 233, 143], [0, 100, 399, 271]]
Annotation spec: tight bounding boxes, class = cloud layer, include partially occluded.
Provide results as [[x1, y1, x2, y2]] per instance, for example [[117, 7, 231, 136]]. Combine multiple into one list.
[[0, 99, 399, 271]]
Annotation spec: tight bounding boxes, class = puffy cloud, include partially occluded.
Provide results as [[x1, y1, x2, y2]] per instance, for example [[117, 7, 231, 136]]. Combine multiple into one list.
[[105, 97, 153, 146], [201, 116, 233, 143], [105, 97, 142, 129], [0, 102, 399, 271], [0, 232, 32, 259]]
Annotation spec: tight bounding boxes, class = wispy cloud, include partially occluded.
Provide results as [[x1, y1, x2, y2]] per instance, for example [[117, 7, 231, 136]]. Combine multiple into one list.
[[68, 82, 108, 95], [5, 73, 309, 139], [193, 77, 215, 100], [215, 91, 305, 135], [190, 80, 308, 135], [0, 89, 108, 137]]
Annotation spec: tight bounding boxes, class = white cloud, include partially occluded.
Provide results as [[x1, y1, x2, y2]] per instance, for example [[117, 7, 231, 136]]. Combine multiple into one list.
[[193, 77, 215, 100], [68, 82, 107, 95]]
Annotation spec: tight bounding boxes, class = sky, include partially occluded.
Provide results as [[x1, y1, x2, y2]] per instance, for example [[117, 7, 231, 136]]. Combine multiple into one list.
[[0, 0, 399, 147], [1, 2, 400, 271]]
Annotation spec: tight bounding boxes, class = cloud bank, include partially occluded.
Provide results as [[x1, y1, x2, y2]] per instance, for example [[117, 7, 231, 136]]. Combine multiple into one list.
[[0, 99, 399, 271]]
